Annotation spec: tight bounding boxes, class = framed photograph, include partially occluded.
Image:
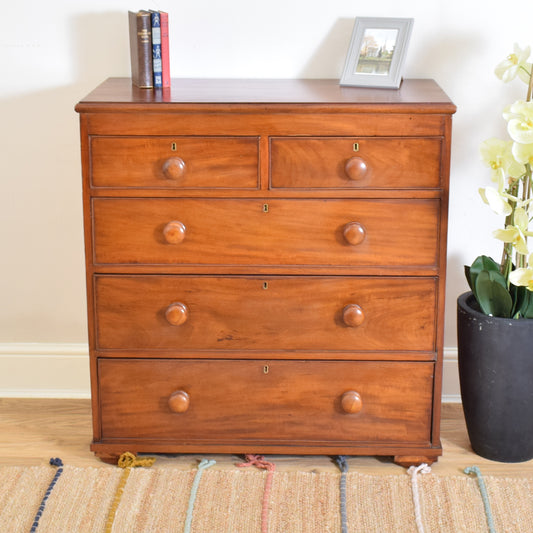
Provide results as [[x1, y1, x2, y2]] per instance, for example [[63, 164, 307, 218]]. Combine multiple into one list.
[[340, 17, 413, 89]]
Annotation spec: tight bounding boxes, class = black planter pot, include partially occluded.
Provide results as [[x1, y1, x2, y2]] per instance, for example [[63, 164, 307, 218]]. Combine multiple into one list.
[[457, 291, 533, 462]]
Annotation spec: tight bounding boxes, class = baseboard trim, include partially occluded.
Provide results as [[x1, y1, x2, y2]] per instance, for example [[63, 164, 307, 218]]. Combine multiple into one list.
[[0, 343, 90, 398], [0, 343, 461, 401], [442, 347, 460, 403], [442, 394, 462, 403]]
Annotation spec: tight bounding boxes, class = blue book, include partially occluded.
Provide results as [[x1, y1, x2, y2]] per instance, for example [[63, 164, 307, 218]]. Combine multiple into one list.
[[151, 11, 162, 88]]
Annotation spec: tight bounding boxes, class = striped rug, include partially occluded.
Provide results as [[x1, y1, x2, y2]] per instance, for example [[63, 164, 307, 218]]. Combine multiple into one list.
[[1, 456, 532, 532]]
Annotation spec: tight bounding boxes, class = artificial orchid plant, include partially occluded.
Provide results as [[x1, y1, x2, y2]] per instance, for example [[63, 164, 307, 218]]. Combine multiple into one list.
[[466, 44, 533, 318]]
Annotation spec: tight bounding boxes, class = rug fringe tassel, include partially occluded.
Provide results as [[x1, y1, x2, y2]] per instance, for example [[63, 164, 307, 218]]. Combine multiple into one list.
[[184, 459, 216, 533], [237, 455, 275, 533], [30, 457, 64, 533], [407, 463, 431, 533], [104, 452, 156, 533], [335, 456, 349, 533], [465, 466, 497, 533]]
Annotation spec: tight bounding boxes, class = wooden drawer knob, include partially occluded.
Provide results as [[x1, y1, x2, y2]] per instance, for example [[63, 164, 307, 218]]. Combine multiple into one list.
[[343, 304, 365, 327], [343, 222, 366, 245], [341, 391, 363, 414], [168, 390, 190, 413], [163, 221, 186, 244], [344, 156, 369, 181], [165, 302, 189, 326], [162, 157, 186, 180]]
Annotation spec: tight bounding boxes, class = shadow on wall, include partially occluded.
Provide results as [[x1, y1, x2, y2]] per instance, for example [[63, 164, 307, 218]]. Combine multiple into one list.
[[408, 32, 502, 166], [445, 253, 471, 349], [406, 31, 481, 77], [0, 12, 130, 342], [299, 18, 355, 79], [0, 84, 89, 342], [70, 12, 130, 85]]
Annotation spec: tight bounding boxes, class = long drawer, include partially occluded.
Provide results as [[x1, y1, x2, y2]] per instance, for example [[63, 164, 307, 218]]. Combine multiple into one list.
[[90, 136, 260, 189], [98, 359, 434, 444], [92, 198, 440, 267], [270, 137, 442, 189], [94, 275, 437, 352]]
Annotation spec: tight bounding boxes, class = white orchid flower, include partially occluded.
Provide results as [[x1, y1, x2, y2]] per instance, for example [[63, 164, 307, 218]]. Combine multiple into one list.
[[494, 226, 530, 255], [495, 43, 532, 83], [509, 266, 533, 289], [493, 207, 532, 255], [479, 186, 513, 215], [480, 138, 525, 180], [511, 141, 533, 165], [507, 101, 533, 144]]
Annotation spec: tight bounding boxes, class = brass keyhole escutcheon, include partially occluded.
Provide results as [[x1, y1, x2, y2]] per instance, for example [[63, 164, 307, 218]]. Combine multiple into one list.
[[353, 142, 359, 152], [263, 365, 269, 374], [263, 282, 268, 290], [171, 142, 177, 151], [263, 203, 269, 213]]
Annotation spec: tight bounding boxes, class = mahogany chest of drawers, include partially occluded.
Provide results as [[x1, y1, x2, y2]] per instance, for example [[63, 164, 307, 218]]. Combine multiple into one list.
[[76, 78, 455, 465]]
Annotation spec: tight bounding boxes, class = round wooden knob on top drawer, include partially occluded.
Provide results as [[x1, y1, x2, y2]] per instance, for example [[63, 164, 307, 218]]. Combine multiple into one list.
[[168, 390, 190, 413], [344, 156, 369, 181], [163, 221, 186, 244], [343, 304, 365, 327], [165, 302, 189, 326], [343, 222, 366, 246], [341, 391, 363, 414], [162, 157, 186, 180]]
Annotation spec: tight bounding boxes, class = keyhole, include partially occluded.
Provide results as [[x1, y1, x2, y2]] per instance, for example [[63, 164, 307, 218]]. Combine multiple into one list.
[[263, 203, 269, 213], [263, 282, 268, 290], [171, 142, 177, 151], [263, 365, 269, 374]]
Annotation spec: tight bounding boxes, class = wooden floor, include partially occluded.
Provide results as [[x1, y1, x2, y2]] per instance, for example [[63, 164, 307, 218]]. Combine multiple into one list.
[[1, 399, 533, 476]]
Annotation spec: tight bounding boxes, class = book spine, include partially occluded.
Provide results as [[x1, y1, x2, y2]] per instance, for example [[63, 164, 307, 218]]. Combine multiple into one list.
[[151, 11, 162, 88], [159, 11, 170, 88], [129, 11, 153, 88]]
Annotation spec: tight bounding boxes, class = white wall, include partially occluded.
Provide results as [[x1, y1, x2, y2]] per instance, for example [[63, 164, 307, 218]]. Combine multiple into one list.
[[1, 0, 529, 396]]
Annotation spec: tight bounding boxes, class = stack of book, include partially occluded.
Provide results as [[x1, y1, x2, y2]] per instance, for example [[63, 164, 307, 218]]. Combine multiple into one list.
[[128, 10, 170, 88]]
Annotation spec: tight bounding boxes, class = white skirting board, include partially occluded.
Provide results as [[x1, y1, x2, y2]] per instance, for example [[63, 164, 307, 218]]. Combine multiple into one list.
[[0, 344, 462, 402], [0, 343, 91, 398]]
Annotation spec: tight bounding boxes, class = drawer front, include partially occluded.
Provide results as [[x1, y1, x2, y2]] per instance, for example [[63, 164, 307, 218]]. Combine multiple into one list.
[[90, 136, 259, 188], [270, 137, 442, 189], [98, 359, 434, 444], [94, 275, 437, 352], [92, 198, 439, 267]]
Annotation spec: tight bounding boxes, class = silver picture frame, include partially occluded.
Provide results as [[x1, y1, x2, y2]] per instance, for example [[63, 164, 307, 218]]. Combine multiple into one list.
[[340, 17, 414, 89]]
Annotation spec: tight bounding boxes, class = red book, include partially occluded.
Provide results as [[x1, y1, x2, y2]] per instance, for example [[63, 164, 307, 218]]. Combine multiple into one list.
[[159, 11, 170, 88]]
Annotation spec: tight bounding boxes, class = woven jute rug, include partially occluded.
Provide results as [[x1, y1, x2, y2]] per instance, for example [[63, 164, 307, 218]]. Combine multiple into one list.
[[1, 456, 533, 532]]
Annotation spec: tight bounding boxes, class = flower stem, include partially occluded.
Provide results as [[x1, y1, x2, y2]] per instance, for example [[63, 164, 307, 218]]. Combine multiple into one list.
[[501, 181, 519, 280], [521, 164, 533, 269]]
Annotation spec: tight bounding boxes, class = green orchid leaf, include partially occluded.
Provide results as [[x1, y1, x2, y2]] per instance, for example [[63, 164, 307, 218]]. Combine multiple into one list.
[[475, 270, 513, 317], [519, 289, 533, 318], [510, 283, 525, 317], [464, 265, 473, 291], [468, 255, 501, 293]]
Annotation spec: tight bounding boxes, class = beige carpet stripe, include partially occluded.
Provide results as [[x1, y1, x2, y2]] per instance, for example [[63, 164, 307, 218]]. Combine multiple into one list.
[[0, 466, 56, 532], [2, 465, 533, 532]]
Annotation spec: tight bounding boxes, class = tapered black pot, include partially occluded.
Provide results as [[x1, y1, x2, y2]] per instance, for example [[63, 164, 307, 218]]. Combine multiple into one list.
[[457, 292, 533, 462]]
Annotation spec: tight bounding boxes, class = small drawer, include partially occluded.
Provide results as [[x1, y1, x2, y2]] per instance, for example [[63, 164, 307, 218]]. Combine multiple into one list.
[[94, 275, 437, 352], [270, 137, 442, 189], [98, 359, 434, 444], [92, 198, 439, 268], [90, 136, 259, 188]]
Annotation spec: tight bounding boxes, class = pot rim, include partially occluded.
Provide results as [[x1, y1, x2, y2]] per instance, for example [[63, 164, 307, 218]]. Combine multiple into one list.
[[457, 290, 532, 323]]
